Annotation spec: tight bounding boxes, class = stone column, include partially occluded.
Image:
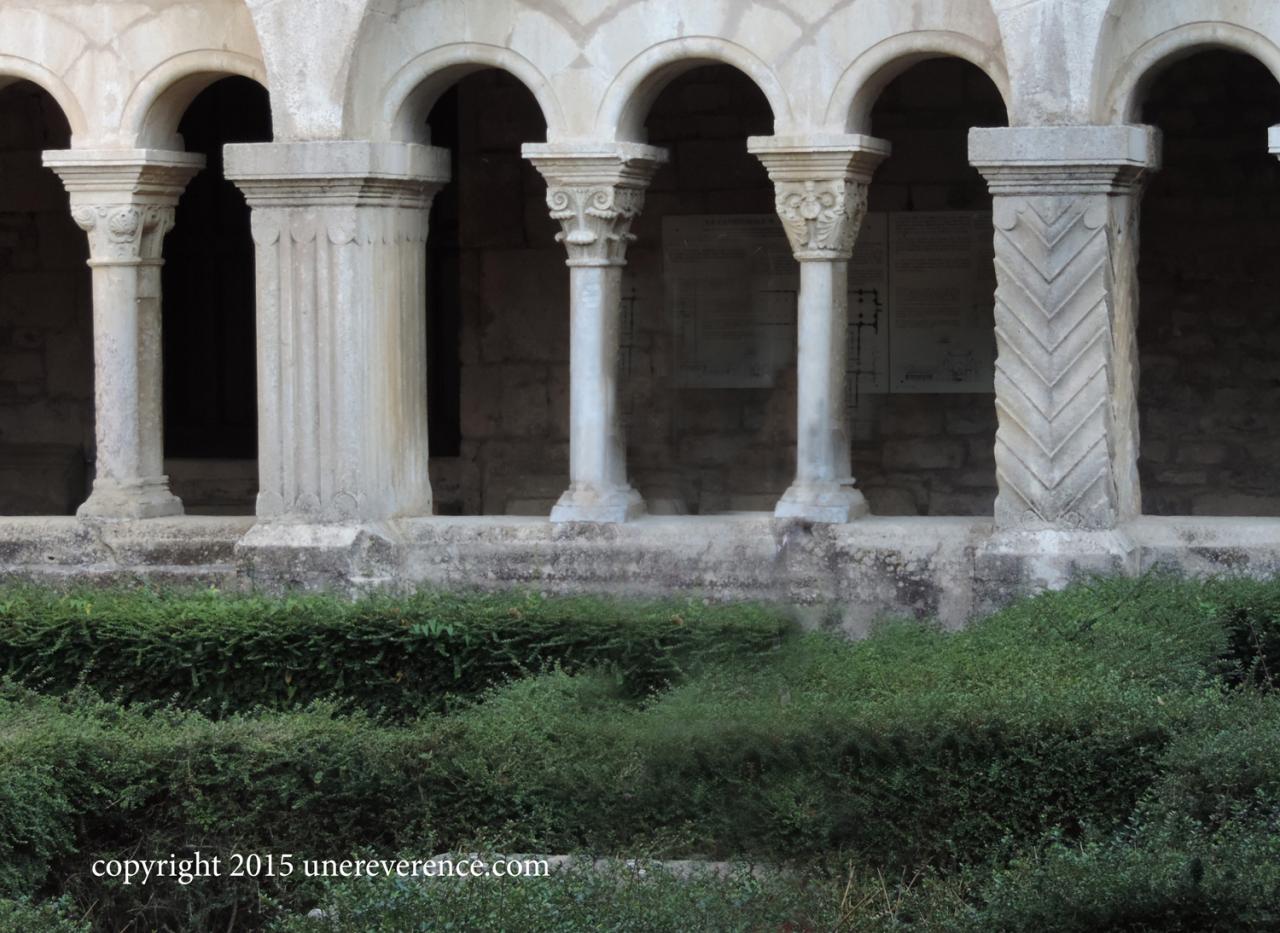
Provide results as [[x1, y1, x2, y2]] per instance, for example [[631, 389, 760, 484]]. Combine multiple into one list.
[[748, 135, 890, 522], [43, 149, 205, 519], [223, 141, 450, 532], [523, 142, 668, 523], [970, 126, 1158, 539]]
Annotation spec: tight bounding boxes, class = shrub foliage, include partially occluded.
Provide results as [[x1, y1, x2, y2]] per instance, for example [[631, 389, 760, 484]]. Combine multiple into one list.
[[2, 576, 1280, 931]]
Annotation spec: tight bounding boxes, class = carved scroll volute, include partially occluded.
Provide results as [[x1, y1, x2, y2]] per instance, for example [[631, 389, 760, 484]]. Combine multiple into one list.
[[545, 184, 646, 266]]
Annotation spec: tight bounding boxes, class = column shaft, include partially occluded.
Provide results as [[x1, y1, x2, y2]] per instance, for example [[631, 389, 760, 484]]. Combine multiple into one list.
[[524, 142, 668, 524], [44, 149, 205, 519], [748, 134, 890, 523], [567, 263, 626, 494], [794, 258, 849, 486]]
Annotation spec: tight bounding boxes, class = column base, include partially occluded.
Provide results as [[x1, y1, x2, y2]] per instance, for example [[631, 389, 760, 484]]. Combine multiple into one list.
[[77, 478, 183, 520], [774, 482, 868, 523], [550, 484, 645, 524], [975, 527, 1139, 606], [235, 521, 403, 591]]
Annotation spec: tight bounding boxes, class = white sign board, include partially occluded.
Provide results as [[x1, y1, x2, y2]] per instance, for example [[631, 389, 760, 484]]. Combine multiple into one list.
[[662, 212, 995, 394], [887, 212, 996, 392]]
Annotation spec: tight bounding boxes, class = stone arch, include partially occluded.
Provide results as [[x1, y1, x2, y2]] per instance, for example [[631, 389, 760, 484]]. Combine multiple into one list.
[[380, 43, 562, 143], [0, 54, 86, 141], [826, 31, 1010, 134], [121, 50, 269, 149], [1102, 21, 1280, 123], [596, 36, 791, 142]]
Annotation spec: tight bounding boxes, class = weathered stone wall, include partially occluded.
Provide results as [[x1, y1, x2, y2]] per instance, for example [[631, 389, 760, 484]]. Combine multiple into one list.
[[0, 82, 91, 515], [1138, 51, 1280, 516]]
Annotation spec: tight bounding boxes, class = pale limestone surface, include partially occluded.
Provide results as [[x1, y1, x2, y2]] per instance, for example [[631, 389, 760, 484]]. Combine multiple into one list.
[[4, 0, 1280, 616]]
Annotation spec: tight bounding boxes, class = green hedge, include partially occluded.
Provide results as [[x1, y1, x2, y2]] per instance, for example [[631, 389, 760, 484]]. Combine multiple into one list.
[[0, 588, 789, 719], [5, 576, 1280, 931]]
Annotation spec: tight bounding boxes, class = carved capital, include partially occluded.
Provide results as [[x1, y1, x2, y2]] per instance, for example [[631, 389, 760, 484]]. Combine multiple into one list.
[[545, 184, 645, 266], [523, 142, 669, 268], [70, 203, 175, 263], [43, 149, 205, 265], [772, 178, 867, 260], [747, 134, 890, 262]]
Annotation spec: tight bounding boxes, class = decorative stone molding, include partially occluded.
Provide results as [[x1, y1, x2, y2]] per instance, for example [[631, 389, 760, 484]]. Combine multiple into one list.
[[747, 135, 889, 261], [522, 142, 668, 522], [43, 151, 204, 247], [747, 135, 890, 522], [224, 141, 450, 526], [970, 125, 1160, 532], [43, 149, 206, 520], [70, 204, 175, 263], [525, 142, 667, 268]]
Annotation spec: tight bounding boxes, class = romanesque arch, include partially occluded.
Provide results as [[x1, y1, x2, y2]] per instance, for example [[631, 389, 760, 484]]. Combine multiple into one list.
[[1129, 48, 1280, 516], [597, 37, 790, 142]]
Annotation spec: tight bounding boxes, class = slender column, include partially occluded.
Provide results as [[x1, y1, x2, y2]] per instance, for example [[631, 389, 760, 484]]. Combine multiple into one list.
[[224, 141, 449, 525], [748, 135, 890, 523], [43, 149, 205, 519], [523, 142, 668, 523], [970, 126, 1158, 534]]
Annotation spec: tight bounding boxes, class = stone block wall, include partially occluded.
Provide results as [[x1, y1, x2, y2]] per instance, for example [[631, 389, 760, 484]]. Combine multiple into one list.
[[1138, 51, 1280, 516], [0, 82, 92, 515]]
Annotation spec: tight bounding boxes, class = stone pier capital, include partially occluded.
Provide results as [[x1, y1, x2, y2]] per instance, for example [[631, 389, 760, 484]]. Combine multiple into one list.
[[522, 141, 668, 267], [223, 139, 450, 209], [43, 149, 205, 266], [747, 134, 890, 261], [968, 125, 1160, 195]]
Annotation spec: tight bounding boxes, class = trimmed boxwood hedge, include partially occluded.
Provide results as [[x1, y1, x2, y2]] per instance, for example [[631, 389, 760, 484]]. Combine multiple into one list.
[[3, 575, 1280, 931], [0, 588, 790, 719]]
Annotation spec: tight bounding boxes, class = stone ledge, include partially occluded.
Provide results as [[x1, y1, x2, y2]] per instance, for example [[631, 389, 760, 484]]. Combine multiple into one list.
[[2, 515, 1279, 629]]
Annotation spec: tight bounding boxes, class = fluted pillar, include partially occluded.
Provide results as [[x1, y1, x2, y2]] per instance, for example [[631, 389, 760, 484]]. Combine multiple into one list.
[[748, 135, 890, 523], [523, 142, 668, 523], [224, 141, 449, 527], [43, 149, 205, 519], [970, 126, 1158, 537]]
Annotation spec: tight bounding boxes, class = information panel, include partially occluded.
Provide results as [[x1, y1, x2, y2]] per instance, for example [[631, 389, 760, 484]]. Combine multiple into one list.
[[662, 211, 995, 394], [887, 212, 996, 393]]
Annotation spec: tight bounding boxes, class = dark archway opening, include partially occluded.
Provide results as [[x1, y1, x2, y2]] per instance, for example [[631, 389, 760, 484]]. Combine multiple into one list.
[[162, 75, 271, 514], [424, 69, 553, 515], [625, 64, 780, 514], [862, 57, 1007, 516], [1138, 51, 1280, 516], [0, 81, 91, 515]]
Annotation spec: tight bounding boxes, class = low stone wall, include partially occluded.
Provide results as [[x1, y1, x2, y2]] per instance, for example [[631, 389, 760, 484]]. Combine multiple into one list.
[[3, 515, 1278, 630]]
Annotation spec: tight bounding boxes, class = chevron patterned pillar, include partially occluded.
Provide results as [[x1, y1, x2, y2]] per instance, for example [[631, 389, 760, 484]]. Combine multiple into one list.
[[970, 126, 1159, 535]]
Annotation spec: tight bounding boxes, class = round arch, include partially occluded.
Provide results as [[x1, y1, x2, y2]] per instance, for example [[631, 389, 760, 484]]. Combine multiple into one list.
[[380, 44, 562, 143], [0, 54, 87, 141], [121, 50, 269, 149], [596, 36, 791, 142], [1103, 21, 1280, 123], [826, 31, 1010, 134]]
